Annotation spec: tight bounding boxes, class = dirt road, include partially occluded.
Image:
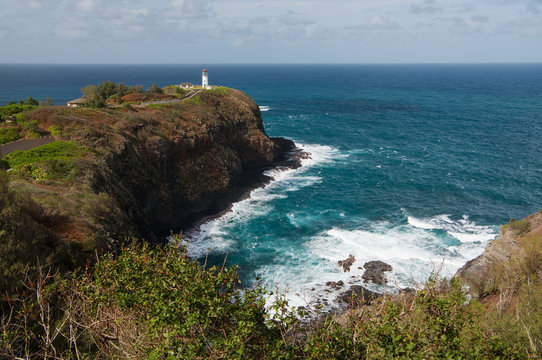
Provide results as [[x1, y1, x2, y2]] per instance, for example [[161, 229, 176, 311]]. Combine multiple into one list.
[[0, 133, 56, 156]]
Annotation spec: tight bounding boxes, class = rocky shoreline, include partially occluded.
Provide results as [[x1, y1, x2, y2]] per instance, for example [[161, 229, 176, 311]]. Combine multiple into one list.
[[183, 139, 306, 237]]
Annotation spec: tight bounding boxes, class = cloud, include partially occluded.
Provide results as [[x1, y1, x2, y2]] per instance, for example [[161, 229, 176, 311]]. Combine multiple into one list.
[[498, 14, 542, 35], [54, 18, 92, 40], [29, 1, 42, 9], [169, 0, 214, 19], [471, 15, 488, 23], [75, 0, 96, 12], [358, 15, 400, 30], [410, 0, 441, 14], [278, 10, 314, 26], [526, 0, 542, 14]]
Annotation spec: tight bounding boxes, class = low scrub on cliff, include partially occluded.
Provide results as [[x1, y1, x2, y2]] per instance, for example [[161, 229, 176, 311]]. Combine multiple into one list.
[[465, 212, 542, 356], [2, 141, 87, 181], [0, 104, 37, 121], [0, 126, 21, 144], [205, 86, 230, 96], [0, 171, 71, 294], [0, 238, 527, 360], [304, 278, 521, 359]]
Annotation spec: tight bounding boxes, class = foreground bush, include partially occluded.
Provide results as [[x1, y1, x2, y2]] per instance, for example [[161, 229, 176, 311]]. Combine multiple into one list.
[[0, 238, 532, 359], [304, 278, 523, 359], [75, 240, 290, 359], [1, 239, 292, 359]]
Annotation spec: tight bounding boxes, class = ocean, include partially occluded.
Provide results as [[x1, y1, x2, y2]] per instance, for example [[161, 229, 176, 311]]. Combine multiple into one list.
[[2, 63, 542, 308]]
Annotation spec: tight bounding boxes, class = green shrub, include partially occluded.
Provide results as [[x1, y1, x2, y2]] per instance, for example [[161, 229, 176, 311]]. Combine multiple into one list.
[[75, 240, 289, 359], [24, 96, 38, 106], [508, 218, 531, 235], [304, 278, 523, 359], [206, 86, 230, 96], [48, 125, 62, 137], [3, 141, 86, 179], [0, 104, 36, 120], [0, 171, 60, 294], [185, 95, 202, 107], [0, 126, 21, 144]]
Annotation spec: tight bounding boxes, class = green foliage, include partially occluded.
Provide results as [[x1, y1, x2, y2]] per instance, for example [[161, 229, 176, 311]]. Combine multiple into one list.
[[0, 171, 60, 294], [507, 218, 531, 235], [0, 126, 21, 144], [146, 103, 170, 110], [48, 125, 62, 137], [39, 96, 54, 106], [82, 81, 144, 108], [487, 280, 542, 356], [3, 141, 86, 180], [146, 83, 164, 95], [76, 240, 289, 359], [0, 104, 36, 120], [304, 278, 522, 359], [81, 84, 105, 108], [24, 96, 39, 106], [21, 119, 38, 132], [185, 95, 202, 107], [206, 86, 230, 96]]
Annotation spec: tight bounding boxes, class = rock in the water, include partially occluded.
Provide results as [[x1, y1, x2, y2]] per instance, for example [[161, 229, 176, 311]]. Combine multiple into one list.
[[338, 254, 356, 272], [325, 280, 345, 290], [400, 287, 416, 295], [337, 285, 380, 307], [362, 260, 393, 285]]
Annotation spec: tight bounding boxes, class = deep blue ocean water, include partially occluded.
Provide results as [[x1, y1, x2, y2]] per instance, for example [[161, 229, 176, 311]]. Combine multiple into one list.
[[2, 64, 541, 307]]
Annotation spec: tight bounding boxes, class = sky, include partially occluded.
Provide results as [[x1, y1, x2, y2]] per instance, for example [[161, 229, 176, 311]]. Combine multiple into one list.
[[0, 0, 541, 63]]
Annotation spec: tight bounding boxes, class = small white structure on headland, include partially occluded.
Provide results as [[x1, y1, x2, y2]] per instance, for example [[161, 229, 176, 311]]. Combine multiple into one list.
[[202, 68, 210, 89], [180, 82, 194, 89], [67, 97, 86, 107]]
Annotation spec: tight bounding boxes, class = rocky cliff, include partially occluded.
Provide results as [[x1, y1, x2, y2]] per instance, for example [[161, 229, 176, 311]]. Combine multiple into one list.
[[18, 88, 295, 245], [456, 211, 542, 296]]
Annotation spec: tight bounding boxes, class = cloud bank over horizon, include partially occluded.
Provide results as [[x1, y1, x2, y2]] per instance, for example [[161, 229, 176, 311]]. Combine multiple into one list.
[[1, 0, 541, 63]]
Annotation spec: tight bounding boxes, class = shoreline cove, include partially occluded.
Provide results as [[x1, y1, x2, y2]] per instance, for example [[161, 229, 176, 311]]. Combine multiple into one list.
[[183, 141, 499, 312]]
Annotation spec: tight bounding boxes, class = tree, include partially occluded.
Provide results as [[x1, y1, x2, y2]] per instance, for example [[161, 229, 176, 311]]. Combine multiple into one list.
[[147, 83, 164, 94], [24, 96, 38, 106], [81, 85, 105, 108], [115, 83, 128, 97], [39, 96, 54, 106]]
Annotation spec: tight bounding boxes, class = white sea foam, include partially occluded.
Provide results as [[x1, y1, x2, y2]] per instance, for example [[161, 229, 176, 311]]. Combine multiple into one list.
[[184, 142, 347, 259], [258, 214, 496, 310], [408, 214, 496, 244]]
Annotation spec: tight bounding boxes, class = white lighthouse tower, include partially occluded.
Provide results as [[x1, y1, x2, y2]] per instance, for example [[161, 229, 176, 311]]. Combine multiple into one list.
[[202, 68, 209, 89]]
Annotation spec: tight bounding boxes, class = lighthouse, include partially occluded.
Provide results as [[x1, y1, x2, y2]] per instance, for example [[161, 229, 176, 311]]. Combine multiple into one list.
[[202, 68, 209, 89]]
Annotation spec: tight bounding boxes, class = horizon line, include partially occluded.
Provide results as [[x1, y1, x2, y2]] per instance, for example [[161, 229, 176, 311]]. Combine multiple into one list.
[[1, 61, 541, 66]]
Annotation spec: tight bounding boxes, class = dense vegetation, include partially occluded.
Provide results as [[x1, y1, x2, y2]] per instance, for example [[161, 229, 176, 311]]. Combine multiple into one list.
[[81, 81, 176, 108], [0, 232, 530, 359], [1, 141, 86, 181], [0, 171, 66, 294]]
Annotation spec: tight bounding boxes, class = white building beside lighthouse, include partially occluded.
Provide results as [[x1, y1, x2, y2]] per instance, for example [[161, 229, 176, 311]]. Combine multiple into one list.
[[202, 68, 209, 89]]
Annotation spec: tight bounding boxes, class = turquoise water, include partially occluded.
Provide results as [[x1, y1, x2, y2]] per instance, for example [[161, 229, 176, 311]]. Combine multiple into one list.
[[2, 64, 542, 307]]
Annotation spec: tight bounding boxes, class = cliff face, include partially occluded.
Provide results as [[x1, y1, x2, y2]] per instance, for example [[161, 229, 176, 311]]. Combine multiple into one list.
[[456, 211, 542, 295], [26, 88, 295, 244]]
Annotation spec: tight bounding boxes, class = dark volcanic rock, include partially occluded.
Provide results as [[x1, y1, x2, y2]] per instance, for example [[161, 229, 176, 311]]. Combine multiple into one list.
[[325, 280, 345, 290], [85, 88, 298, 243], [362, 260, 393, 285], [338, 254, 355, 272], [400, 287, 417, 295], [338, 285, 381, 307]]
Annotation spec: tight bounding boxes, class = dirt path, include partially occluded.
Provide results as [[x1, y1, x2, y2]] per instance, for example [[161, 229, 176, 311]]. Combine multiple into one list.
[[140, 89, 202, 106], [0, 132, 56, 156]]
